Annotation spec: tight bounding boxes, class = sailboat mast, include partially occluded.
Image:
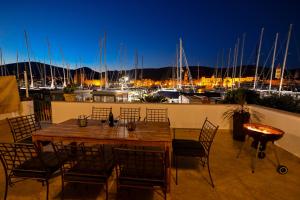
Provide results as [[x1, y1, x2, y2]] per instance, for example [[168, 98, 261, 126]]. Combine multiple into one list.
[[60, 48, 67, 87], [176, 44, 179, 88], [99, 37, 103, 88], [82, 65, 85, 86], [238, 33, 246, 88], [231, 44, 236, 84], [197, 63, 199, 80], [0, 48, 3, 76], [79, 59, 82, 87], [24, 31, 34, 88], [234, 38, 240, 86], [215, 52, 219, 78], [182, 48, 195, 92], [104, 32, 108, 89], [134, 49, 138, 82], [179, 38, 183, 89], [279, 24, 293, 94], [47, 39, 54, 88], [268, 33, 279, 92], [124, 45, 127, 77], [214, 52, 219, 86], [16, 50, 19, 81], [3, 59, 7, 76], [43, 59, 46, 86], [220, 48, 224, 81], [68, 64, 72, 84], [141, 55, 143, 80], [225, 48, 231, 78], [253, 27, 264, 90]]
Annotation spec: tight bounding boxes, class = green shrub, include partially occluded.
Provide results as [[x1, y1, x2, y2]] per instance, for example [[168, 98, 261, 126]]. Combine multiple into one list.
[[222, 88, 300, 114], [140, 95, 167, 103], [222, 88, 260, 104], [63, 84, 77, 94], [258, 94, 300, 113]]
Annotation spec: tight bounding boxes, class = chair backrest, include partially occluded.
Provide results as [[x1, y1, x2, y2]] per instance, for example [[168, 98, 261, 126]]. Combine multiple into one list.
[[113, 148, 167, 182], [0, 143, 44, 173], [91, 107, 111, 121], [145, 108, 169, 123], [198, 118, 219, 154], [7, 114, 41, 142], [119, 107, 140, 122]]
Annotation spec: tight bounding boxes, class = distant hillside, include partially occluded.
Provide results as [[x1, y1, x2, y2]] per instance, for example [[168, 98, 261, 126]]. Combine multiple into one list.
[[0, 61, 299, 81]]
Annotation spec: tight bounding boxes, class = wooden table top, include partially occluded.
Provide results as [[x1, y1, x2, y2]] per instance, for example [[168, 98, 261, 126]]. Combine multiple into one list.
[[32, 119, 171, 146]]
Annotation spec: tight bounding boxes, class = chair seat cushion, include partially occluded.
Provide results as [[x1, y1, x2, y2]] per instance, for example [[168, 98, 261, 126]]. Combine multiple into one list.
[[172, 139, 206, 156], [63, 173, 109, 183], [13, 152, 60, 178], [17, 137, 50, 146], [63, 157, 114, 183]]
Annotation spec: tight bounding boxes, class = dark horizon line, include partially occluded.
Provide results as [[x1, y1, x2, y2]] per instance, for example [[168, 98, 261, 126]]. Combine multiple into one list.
[[1, 61, 300, 70]]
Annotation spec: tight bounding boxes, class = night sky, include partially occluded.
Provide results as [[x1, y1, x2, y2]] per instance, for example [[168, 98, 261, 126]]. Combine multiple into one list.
[[0, 0, 300, 70]]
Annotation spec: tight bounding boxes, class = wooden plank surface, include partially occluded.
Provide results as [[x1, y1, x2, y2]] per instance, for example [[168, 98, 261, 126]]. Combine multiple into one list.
[[32, 119, 171, 146]]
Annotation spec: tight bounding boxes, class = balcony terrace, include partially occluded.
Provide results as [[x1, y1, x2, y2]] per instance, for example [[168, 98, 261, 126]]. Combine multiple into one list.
[[0, 101, 300, 200]]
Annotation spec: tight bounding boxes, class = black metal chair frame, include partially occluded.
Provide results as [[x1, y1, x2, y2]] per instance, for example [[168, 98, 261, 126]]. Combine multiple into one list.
[[172, 118, 219, 187], [0, 142, 60, 200], [7, 114, 41, 143], [91, 107, 111, 122], [118, 107, 141, 125], [52, 142, 113, 200], [113, 148, 167, 200], [144, 108, 170, 125]]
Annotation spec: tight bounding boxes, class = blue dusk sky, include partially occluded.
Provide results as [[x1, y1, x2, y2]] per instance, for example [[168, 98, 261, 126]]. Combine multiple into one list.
[[0, 0, 300, 70]]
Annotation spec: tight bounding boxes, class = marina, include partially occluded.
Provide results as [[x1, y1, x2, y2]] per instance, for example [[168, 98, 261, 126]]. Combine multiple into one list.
[[0, 1, 300, 200]]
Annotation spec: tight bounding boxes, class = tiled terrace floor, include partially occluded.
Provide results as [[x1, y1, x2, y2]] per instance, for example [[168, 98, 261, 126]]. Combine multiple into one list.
[[0, 124, 300, 200]]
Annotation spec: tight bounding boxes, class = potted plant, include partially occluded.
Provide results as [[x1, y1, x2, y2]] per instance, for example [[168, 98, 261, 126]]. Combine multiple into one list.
[[63, 84, 77, 102], [223, 88, 259, 141]]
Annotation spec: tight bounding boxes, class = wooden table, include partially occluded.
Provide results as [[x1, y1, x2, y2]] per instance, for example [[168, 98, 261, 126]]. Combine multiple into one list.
[[32, 119, 172, 192]]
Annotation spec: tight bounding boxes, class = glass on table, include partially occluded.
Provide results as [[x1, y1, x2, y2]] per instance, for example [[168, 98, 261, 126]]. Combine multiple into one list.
[[78, 115, 88, 127]]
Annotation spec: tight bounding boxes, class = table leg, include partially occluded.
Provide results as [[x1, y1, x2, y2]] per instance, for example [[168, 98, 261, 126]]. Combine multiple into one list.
[[166, 146, 171, 193]]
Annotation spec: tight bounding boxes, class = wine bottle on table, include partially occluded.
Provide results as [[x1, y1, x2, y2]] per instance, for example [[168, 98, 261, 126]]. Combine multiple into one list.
[[109, 108, 114, 127]]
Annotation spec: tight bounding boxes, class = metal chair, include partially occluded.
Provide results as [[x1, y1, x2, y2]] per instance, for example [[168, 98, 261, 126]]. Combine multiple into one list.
[[118, 107, 141, 125], [144, 108, 170, 124], [0, 142, 61, 200], [113, 148, 167, 200], [172, 118, 219, 187], [52, 142, 114, 200], [7, 114, 41, 144], [91, 107, 111, 121]]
